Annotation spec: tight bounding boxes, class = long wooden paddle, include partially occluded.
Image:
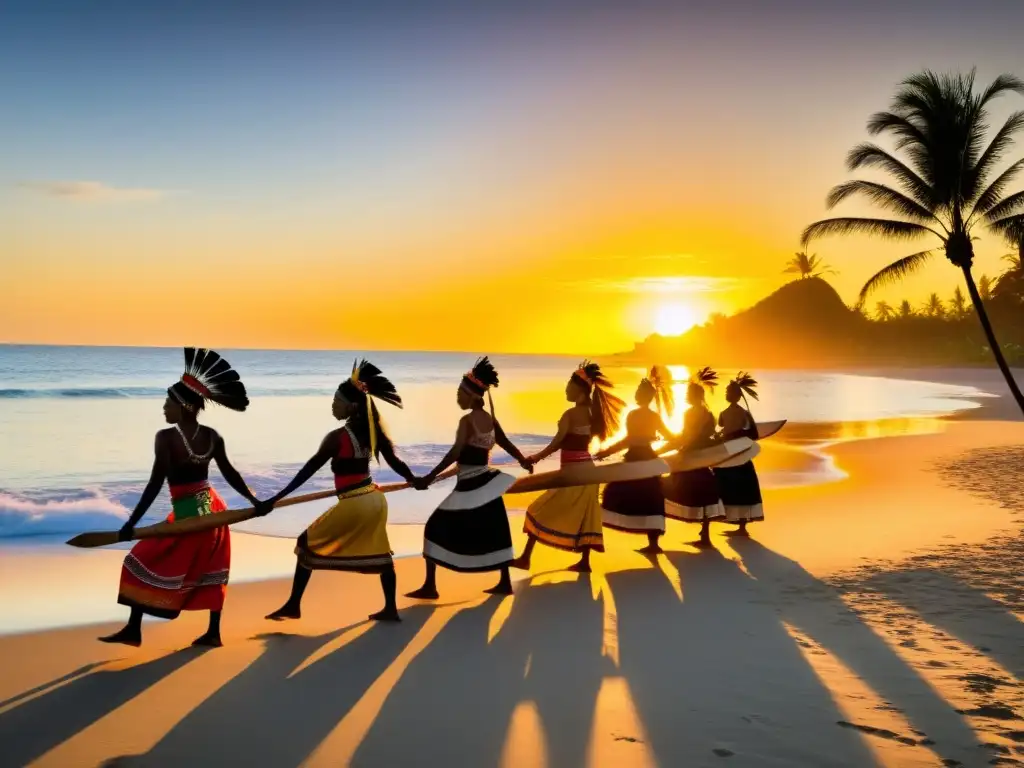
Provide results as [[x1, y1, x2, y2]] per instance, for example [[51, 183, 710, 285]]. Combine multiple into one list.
[[66, 467, 460, 549], [754, 419, 787, 440]]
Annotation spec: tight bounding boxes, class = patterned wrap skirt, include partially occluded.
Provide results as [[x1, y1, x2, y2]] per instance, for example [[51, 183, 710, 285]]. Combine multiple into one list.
[[422, 465, 516, 572], [714, 462, 764, 524], [296, 479, 394, 573], [601, 445, 666, 535], [663, 467, 725, 523], [118, 481, 231, 619], [523, 451, 604, 552]]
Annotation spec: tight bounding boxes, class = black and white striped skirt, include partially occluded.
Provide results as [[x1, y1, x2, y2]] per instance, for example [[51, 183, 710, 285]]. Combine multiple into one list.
[[422, 465, 516, 572]]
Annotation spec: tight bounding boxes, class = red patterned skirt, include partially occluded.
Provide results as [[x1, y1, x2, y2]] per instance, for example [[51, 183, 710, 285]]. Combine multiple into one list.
[[117, 482, 231, 619]]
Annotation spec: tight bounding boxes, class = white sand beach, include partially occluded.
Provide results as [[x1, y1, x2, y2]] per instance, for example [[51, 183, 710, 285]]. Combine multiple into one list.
[[0, 404, 1022, 767]]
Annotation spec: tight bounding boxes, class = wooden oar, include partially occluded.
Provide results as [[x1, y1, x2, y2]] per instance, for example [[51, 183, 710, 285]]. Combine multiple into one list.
[[66, 467, 460, 549], [711, 442, 762, 468], [507, 438, 754, 494], [754, 419, 787, 440]]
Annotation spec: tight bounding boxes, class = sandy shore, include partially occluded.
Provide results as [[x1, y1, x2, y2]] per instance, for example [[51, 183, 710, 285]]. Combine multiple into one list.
[[1, 420, 1022, 767]]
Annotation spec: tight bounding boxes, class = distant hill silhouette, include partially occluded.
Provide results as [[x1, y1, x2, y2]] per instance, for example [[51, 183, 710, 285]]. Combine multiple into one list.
[[619, 276, 1023, 368]]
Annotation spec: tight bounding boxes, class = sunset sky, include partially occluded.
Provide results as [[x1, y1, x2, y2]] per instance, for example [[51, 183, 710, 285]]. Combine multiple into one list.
[[3, 0, 1024, 353]]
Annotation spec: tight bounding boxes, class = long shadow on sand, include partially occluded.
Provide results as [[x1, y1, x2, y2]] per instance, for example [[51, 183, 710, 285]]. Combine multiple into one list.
[[0, 649, 201, 768], [606, 548, 879, 767], [351, 576, 611, 767], [732, 539, 988, 766], [859, 566, 1024, 680], [108, 606, 435, 767]]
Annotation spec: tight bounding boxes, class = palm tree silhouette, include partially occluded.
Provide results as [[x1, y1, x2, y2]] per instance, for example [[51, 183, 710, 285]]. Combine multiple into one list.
[[783, 251, 834, 280], [922, 292, 945, 318], [950, 286, 968, 319], [898, 299, 915, 319], [801, 69, 1024, 414], [874, 301, 896, 321]]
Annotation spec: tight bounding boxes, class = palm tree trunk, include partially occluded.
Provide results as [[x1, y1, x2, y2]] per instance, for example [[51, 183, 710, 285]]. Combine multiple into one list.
[[962, 266, 1024, 416]]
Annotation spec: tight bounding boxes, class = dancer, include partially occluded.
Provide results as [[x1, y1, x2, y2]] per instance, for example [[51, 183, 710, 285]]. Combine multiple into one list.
[[263, 361, 416, 622], [99, 348, 257, 648], [716, 372, 764, 536], [596, 366, 676, 553], [660, 366, 724, 546], [406, 357, 533, 598], [511, 361, 625, 572]]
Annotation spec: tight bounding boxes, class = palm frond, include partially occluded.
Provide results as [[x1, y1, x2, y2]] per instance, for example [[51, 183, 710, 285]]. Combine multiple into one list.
[[845, 143, 934, 207], [866, 111, 928, 152], [979, 188, 1024, 223], [802, 217, 936, 246], [858, 250, 936, 303], [987, 213, 1024, 239], [825, 180, 938, 223], [977, 73, 1024, 108], [969, 111, 1024, 198], [970, 159, 1024, 221]]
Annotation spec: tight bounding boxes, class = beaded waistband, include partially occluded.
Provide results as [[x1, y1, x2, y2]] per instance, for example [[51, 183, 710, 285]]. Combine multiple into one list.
[[169, 480, 211, 501]]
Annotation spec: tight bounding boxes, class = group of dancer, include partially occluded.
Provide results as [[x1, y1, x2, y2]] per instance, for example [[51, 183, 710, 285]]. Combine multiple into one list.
[[98, 349, 763, 648]]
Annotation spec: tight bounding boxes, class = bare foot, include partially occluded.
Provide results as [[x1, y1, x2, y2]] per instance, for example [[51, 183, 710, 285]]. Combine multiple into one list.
[[369, 608, 402, 622], [509, 556, 532, 571], [567, 560, 592, 573], [405, 586, 439, 600], [98, 628, 142, 647], [724, 528, 750, 537], [191, 633, 223, 648], [265, 605, 301, 621], [484, 582, 514, 595], [637, 544, 664, 555]]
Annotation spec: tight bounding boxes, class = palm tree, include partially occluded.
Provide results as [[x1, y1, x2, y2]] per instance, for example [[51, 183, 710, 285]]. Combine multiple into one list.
[[980, 274, 994, 301], [898, 299, 914, 318], [922, 292, 945, 318], [783, 251, 835, 280], [801, 69, 1024, 414], [950, 286, 968, 319], [874, 300, 896, 321]]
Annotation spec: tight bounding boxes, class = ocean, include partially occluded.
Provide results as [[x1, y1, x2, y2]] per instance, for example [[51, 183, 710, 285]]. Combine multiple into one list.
[[0, 344, 994, 543]]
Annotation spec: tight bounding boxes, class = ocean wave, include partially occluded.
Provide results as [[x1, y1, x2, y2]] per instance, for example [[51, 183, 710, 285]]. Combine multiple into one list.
[[0, 492, 129, 538]]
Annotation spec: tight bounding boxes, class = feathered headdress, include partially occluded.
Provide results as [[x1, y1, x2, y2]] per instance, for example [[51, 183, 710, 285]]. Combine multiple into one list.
[[460, 356, 500, 418], [337, 359, 403, 458], [168, 348, 249, 413], [686, 366, 718, 402], [639, 365, 675, 417], [729, 371, 759, 411], [571, 360, 625, 440]]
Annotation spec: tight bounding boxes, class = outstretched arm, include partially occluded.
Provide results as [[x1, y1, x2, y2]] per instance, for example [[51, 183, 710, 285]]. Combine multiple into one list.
[[379, 439, 416, 484], [267, 432, 339, 505], [528, 412, 570, 464], [655, 415, 677, 443], [421, 419, 469, 485], [121, 434, 170, 537], [213, 434, 260, 505], [494, 420, 533, 472], [594, 436, 628, 460]]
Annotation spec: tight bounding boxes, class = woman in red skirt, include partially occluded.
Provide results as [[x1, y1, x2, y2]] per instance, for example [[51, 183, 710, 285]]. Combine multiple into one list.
[[99, 348, 260, 648]]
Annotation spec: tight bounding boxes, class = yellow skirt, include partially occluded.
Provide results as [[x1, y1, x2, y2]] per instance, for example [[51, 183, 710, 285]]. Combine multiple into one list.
[[296, 485, 393, 573], [524, 484, 604, 552]]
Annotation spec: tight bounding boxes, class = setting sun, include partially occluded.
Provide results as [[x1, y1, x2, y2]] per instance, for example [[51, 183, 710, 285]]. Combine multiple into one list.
[[654, 302, 699, 336]]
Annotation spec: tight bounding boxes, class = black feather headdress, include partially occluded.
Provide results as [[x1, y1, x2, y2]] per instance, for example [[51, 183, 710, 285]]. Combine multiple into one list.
[[728, 371, 759, 411], [459, 356, 500, 417], [168, 348, 249, 413], [570, 360, 626, 440], [338, 359, 403, 409], [337, 359, 403, 459], [639, 365, 675, 417]]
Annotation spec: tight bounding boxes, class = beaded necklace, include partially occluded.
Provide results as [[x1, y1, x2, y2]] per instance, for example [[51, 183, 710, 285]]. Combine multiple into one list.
[[175, 423, 215, 464]]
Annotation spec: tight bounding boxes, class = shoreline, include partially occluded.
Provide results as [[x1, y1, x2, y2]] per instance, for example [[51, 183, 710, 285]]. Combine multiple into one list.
[[0, 419, 1021, 766]]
